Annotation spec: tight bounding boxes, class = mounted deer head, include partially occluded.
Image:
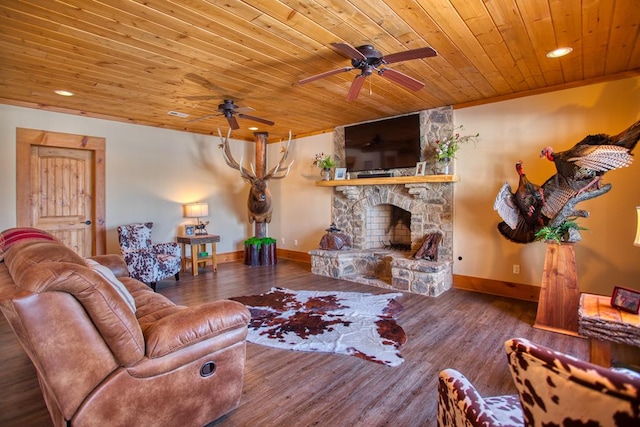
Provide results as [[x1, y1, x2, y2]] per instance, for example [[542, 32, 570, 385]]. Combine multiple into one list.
[[218, 129, 294, 224]]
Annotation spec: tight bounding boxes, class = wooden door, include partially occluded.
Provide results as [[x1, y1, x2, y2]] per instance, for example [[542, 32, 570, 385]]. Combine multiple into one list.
[[16, 128, 106, 256], [30, 146, 93, 254]]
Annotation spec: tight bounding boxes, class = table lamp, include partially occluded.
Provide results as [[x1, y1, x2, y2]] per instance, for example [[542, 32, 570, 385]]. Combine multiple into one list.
[[635, 206, 640, 247], [184, 202, 210, 235]]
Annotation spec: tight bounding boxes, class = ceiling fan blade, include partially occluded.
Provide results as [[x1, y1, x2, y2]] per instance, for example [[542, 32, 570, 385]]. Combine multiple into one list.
[[227, 115, 240, 130], [383, 47, 437, 64], [187, 113, 218, 123], [346, 74, 367, 101], [378, 68, 425, 91], [239, 113, 275, 126], [330, 42, 367, 60], [185, 73, 223, 91], [299, 67, 353, 85], [233, 106, 254, 113]]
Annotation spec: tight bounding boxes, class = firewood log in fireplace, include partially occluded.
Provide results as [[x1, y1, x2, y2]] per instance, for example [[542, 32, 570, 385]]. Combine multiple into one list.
[[414, 233, 442, 261]]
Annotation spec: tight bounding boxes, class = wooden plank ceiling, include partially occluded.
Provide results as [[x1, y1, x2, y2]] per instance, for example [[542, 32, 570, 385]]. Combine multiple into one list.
[[0, 0, 638, 142]]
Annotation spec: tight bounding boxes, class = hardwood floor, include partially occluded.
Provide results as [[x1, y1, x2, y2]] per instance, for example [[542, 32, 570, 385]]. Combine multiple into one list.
[[0, 260, 589, 427]]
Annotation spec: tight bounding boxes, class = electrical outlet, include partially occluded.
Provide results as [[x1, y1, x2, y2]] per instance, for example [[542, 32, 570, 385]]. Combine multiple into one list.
[[294, 239, 298, 246], [281, 237, 285, 245], [513, 264, 520, 274]]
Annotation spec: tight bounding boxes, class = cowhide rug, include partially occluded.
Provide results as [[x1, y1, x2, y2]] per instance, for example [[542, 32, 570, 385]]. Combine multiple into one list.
[[230, 287, 406, 367]]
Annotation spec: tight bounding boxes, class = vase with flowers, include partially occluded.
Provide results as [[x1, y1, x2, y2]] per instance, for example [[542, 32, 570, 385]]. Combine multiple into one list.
[[434, 125, 480, 174], [313, 152, 337, 180]]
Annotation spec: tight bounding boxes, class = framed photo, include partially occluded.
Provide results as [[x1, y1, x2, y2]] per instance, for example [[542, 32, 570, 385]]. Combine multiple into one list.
[[184, 225, 195, 236], [334, 167, 347, 180], [415, 161, 426, 176], [611, 286, 640, 313]]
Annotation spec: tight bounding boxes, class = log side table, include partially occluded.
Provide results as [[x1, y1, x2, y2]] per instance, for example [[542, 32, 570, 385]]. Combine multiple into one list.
[[176, 234, 220, 276], [534, 242, 580, 335], [578, 293, 640, 366]]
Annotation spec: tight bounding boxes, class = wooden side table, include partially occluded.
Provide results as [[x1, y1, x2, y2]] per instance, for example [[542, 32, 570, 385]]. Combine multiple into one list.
[[176, 234, 220, 276], [578, 293, 640, 366]]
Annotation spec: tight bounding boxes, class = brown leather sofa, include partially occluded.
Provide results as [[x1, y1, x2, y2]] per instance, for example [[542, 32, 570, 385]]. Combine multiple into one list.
[[0, 238, 251, 426]]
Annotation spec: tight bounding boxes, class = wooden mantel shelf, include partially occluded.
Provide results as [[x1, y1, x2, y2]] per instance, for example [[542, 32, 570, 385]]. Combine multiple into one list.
[[315, 175, 459, 187]]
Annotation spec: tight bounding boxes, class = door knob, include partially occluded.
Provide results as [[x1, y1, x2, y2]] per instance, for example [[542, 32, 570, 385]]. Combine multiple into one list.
[[81, 220, 92, 225]]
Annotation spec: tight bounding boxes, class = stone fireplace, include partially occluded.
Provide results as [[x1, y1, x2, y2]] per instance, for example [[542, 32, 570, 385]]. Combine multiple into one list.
[[310, 107, 455, 297], [310, 180, 453, 296], [331, 183, 453, 255]]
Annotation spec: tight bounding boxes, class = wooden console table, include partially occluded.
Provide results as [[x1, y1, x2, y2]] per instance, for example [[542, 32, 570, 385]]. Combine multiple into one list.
[[578, 293, 640, 366], [176, 234, 220, 276]]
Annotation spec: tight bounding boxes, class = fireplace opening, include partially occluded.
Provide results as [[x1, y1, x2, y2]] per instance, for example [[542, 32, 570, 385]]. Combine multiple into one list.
[[365, 204, 412, 251]]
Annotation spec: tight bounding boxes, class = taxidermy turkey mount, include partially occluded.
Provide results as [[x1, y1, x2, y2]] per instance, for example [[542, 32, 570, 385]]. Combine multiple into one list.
[[189, 99, 275, 130], [494, 119, 640, 244], [298, 42, 437, 101]]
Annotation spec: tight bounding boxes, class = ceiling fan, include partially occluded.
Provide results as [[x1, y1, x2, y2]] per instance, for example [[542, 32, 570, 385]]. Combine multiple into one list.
[[298, 42, 437, 101], [183, 73, 227, 100], [188, 99, 275, 130]]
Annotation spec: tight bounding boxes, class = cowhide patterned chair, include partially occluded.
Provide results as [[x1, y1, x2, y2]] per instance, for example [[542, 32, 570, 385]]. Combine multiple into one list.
[[117, 222, 181, 291], [437, 337, 640, 426]]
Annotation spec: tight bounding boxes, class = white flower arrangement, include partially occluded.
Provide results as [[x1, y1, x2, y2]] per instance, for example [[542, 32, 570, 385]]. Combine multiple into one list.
[[313, 152, 336, 169], [435, 126, 480, 161]]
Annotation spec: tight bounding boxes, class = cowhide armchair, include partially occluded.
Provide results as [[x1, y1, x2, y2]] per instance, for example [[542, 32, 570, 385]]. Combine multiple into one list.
[[437, 337, 640, 427], [117, 222, 181, 291]]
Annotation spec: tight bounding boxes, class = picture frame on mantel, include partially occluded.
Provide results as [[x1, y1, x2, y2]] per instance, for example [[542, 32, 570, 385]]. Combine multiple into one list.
[[415, 161, 426, 176], [334, 168, 347, 180]]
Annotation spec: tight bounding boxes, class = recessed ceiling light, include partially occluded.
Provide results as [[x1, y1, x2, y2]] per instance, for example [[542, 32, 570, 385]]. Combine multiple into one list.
[[248, 126, 259, 131], [546, 47, 573, 58], [54, 89, 74, 96]]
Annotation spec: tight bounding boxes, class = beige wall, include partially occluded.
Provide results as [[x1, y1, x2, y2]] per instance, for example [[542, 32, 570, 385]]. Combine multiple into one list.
[[453, 76, 640, 295], [1, 76, 638, 295], [0, 106, 331, 254], [267, 132, 334, 251]]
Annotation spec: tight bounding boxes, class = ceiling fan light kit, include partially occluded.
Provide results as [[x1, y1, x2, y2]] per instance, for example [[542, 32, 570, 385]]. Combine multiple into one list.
[[184, 74, 275, 131], [298, 42, 437, 101], [188, 98, 275, 130]]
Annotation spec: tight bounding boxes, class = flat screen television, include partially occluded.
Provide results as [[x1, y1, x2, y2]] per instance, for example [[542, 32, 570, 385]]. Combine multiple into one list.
[[344, 114, 421, 172]]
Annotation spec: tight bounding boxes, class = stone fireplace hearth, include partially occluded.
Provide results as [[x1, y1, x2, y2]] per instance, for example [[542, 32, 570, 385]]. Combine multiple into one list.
[[310, 180, 453, 296], [310, 107, 455, 297]]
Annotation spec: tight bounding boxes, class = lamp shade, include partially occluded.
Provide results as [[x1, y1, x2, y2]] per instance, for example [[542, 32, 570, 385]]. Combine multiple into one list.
[[184, 202, 209, 218], [635, 206, 640, 247]]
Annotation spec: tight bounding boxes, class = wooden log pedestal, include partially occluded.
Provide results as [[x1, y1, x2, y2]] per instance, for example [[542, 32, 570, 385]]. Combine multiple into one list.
[[244, 242, 277, 267], [534, 242, 580, 336]]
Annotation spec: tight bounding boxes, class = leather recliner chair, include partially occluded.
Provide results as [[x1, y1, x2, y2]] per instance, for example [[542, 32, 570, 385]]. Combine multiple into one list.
[[0, 236, 250, 427]]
